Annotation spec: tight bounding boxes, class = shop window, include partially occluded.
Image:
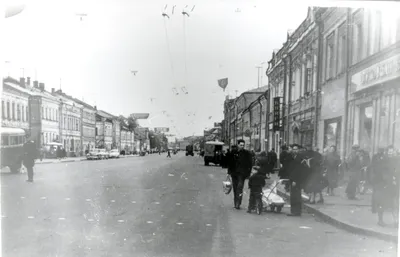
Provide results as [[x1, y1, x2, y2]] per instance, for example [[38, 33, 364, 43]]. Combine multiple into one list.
[[324, 118, 342, 152], [379, 96, 391, 148], [10, 136, 18, 145], [359, 105, 373, 153]]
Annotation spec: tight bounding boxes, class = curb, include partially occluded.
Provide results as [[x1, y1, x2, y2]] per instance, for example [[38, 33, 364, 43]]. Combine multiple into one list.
[[277, 189, 398, 243], [35, 155, 140, 165]]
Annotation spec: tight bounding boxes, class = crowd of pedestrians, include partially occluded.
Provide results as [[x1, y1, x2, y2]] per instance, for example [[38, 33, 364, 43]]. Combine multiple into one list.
[[222, 140, 400, 226]]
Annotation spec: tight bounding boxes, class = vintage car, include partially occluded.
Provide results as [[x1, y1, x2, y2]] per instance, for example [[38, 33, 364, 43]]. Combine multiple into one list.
[[1, 128, 26, 173], [109, 149, 120, 158], [203, 141, 225, 166]]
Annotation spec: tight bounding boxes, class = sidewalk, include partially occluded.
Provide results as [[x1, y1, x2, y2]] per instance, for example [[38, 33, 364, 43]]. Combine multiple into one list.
[[276, 174, 399, 242]]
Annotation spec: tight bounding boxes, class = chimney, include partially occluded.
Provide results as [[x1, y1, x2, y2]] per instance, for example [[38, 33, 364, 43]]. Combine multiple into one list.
[[27, 77, 31, 86], [19, 77, 25, 87], [51, 88, 55, 94], [33, 81, 39, 88], [39, 82, 45, 91]]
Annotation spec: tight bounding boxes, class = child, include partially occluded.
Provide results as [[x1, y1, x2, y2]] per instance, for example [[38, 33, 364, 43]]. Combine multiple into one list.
[[247, 166, 266, 213]]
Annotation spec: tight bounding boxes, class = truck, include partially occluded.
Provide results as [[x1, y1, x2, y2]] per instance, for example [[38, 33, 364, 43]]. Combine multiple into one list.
[[185, 145, 194, 156]]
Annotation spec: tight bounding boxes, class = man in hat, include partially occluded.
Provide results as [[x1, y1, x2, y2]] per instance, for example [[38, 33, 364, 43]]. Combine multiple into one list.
[[22, 135, 38, 182]]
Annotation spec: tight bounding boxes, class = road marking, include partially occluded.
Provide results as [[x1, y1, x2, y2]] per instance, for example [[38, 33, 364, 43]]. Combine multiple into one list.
[[206, 224, 212, 227], [299, 226, 312, 229], [146, 221, 153, 224], [27, 216, 35, 219], [176, 203, 181, 206], [58, 217, 66, 220], [118, 220, 125, 223], [176, 222, 184, 225], [86, 199, 92, 202], [40, 197, 47, 200], [88, 219, 94, 222], [168, 174, 174, 177], [200, 204, 204, 207], [131, 201, 136, 204], [20, 196, 25, 199], [65, 198, 71, 201], [111, 200, 116, 203], [154, 202, 160, 205]]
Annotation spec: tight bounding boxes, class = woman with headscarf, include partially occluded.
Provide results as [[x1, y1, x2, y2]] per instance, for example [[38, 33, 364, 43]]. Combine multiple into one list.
[[324, 145, 341, 196]]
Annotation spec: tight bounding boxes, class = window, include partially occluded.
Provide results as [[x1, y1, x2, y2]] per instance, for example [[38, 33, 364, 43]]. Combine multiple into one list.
[[326, 32, 335, 79], [95, 127, 98, 136], [2, 135, 9, 146], [352, 19, 364, 64], [304, 68, 312, 94], [42, 106, 44, 119], [26, 107, 29, 122], [56, 110, 58, 121], [46, 108, 48, 120], [6, 102, 10, 119], [22, 106, 25, 121], [10, 136, 18, 145], [337, 22, 347, 74], [324, 118, 342, 152], [2, 100, 5, 118], [12, 102, 15, 120], [17, 104, 21, 121]]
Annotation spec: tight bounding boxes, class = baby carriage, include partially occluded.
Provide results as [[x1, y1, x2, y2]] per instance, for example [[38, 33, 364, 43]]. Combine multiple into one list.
[[262, 179, 288, 213]]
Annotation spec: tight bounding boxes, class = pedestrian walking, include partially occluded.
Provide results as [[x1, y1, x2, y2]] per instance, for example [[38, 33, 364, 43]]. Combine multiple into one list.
[[268, 148, 278, 169], [22, 137, 38, 182], [279, 145, 292, 192], [287, 144, 307, 216], [231, 140, 253, 210], [247, 166, 266, 213], [371, 146, 399, 226], [345, 145, 363, 199], [324, 145, 341, 196], [167, 149, 171, 158], [303, 147, 326, 204]]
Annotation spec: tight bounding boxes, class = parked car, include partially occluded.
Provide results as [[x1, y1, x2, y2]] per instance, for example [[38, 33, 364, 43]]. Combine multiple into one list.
[[98, 149, 109, 159], [109, 149, 120, 158], [86, 149, 100, 160]]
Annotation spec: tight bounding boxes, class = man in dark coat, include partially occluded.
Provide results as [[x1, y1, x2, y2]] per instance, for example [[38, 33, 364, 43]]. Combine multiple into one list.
[[268, 148, 278, 169], [287, 144, 306, 216], [23, 137, 38, 182], [231, 139, 253, 209], [279, 145, 292, 191]]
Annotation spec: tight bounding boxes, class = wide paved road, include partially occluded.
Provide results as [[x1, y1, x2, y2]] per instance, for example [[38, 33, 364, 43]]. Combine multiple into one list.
[[1, 152, 397, 257]]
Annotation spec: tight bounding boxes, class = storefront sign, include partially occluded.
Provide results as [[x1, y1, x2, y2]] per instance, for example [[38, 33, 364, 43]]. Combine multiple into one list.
[[273, 97, 282, 131], [351, 54, 400, 92]]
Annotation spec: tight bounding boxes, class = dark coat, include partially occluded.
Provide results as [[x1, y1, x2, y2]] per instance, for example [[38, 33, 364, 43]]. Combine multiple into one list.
[[235, 149, 253, 178], [279, 150, 292, 179], [303, 150, 326, 193], [288, 153, 307, 187], [256, 155, 274, 177], [268, 151, 278, 167], [22, 141, 37, 168], [324, 152, 341, 188], [249, 173, 266, 191], [225, 151, 238, 176]]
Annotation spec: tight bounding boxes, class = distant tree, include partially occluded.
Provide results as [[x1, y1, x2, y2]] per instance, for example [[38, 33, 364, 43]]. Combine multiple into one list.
[[118, 115, 138, 132]]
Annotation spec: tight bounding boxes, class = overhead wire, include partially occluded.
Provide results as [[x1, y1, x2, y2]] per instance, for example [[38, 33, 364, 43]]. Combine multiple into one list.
[[163, 13, 178, 96]]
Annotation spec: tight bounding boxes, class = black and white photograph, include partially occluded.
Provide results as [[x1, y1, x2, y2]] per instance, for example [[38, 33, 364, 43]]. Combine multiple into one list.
[[1, 0, 400, 256]]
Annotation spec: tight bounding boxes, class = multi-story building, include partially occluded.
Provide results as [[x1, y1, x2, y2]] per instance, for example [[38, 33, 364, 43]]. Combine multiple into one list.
[[112, 119, 121, 150], [224, 87, 268, 147], [74, 99, 96, 154], [345, 7, 400, 155], [96, 110, 113, 150], [242, 93, 267, 151], [53, 90, 83, 156], [29, 81, 61, 147], [2, 77, 31, 136]]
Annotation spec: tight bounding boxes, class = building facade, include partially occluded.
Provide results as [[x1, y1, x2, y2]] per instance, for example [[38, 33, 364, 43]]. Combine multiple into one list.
[[112, 119, 121, 150], [345, 8, 400, 155], [96, 110, 113, 150], [29, 82, 61, 147], [77, 101, 96, 154], [54, 91, 83, 156], [2, 77, 30, 134]]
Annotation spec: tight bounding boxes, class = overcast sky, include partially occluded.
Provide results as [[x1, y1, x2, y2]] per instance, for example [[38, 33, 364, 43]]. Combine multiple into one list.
[[4, 0, 312, 138]]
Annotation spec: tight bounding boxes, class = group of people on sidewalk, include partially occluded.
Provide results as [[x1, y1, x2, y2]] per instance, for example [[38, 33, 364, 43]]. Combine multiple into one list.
[[220, 139, 400, 225], [345, 144, 400, 227]]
